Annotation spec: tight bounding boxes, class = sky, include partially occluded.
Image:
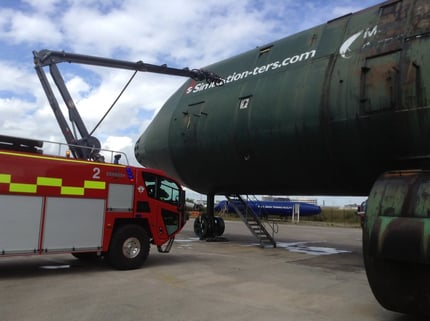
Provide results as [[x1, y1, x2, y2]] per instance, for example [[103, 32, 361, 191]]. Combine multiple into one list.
[[0, 0, 383, 206]]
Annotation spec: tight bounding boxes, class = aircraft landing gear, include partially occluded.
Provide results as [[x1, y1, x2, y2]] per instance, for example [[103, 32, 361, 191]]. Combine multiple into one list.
[[193, 214, 225, 239], [193, 194, 226, 241]]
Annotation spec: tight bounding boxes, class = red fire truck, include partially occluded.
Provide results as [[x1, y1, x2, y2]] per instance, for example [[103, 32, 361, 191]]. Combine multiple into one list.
[[0, 136, 186, 270], [0, 50, 220, 269]]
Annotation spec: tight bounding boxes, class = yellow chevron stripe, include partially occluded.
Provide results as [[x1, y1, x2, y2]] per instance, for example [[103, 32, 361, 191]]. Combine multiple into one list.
[[61, 186, 85, 196], [10, 183, 37, 193], [37, 177, 62, 187], [0, 173, 106, 195], [84, 180, 106, 189], [0, 174, 11, 183]]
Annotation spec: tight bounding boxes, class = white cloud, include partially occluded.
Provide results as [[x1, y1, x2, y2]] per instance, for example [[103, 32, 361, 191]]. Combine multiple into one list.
[[103, 135, 132, 152], [0, 0, 382, 161], [21, 0, 63, 14], [0, 10, 63, 45], [0, 97, 59, 140], [57, 0, 289, 65]]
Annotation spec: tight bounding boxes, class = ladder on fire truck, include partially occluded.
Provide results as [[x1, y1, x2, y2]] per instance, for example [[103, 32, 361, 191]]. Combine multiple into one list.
[[0, 134, 130, 165], [225, 194, 277, 248], [0, 135, 43, 154]]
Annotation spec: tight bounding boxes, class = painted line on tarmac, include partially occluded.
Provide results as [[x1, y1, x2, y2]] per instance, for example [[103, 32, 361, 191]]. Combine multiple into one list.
[[40, 265, 71, 270], [278, 242, 351, 255], [244, 241, 351, 256], [176, 237, 350, 256]]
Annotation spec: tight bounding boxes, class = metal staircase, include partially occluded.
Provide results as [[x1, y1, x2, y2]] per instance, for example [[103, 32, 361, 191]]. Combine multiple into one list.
[[225, 194, 276, 248]]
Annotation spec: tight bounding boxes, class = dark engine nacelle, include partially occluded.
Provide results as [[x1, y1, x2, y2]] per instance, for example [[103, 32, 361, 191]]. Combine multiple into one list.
[[363, 170, 430, 316]]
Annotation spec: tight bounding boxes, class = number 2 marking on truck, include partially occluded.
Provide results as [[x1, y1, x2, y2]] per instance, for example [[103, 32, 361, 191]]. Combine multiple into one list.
[[93, 167, 101, 179]]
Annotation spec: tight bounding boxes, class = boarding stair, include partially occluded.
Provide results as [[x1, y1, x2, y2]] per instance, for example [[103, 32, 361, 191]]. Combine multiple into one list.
[[225, 194, 277, 248]]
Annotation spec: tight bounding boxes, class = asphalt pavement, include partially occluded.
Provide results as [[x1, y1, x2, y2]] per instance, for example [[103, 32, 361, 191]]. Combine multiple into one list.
[[0, 219, 421, 321]]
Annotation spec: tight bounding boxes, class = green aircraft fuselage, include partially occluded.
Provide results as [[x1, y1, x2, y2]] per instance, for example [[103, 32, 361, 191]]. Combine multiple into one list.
[[136, 0, 430, 196], [135, 0, 430, 316]]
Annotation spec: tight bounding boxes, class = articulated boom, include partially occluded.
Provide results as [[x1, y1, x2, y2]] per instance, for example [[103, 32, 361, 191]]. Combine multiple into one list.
[[33, 49, 222, 160]]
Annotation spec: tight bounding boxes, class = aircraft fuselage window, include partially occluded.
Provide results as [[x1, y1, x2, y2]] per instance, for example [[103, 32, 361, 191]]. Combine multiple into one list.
[[239, 97, 250, 109]]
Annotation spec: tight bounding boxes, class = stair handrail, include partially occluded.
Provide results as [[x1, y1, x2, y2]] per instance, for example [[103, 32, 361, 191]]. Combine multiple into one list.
[[226, 194, 276, 247], [245, 195, 279, 238]]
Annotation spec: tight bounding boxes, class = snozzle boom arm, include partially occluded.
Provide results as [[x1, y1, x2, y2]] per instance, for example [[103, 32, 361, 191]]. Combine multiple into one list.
[[33, 49, 222, 160]]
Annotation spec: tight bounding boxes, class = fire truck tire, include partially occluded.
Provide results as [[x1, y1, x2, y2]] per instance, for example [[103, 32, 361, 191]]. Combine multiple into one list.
[[108, 224, 150, 270]]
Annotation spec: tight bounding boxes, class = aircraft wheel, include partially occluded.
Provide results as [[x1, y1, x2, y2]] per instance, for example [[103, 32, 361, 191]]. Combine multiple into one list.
[[108, 224, 150, 270], [214, 216, 225, 236], [194, 215, 209, 238]]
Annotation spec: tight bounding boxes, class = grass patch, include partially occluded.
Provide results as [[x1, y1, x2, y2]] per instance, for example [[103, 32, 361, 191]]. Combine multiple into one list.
[[299, 207, 361, 227]]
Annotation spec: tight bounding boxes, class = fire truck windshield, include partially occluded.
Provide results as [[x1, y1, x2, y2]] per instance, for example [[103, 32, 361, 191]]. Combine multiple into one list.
[[143, 173, 181, 206]]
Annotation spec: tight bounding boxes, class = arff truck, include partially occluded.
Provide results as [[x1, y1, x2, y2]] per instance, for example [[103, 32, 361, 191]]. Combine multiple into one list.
[[0, 50, 221, 270], [0, 136, 185, 270]]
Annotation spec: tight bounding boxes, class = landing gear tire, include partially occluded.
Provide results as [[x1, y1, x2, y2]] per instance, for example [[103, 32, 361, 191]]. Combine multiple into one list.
[[214, 216, 225, 236], [194, 214, 211, 238], [108, 224, 150, 270], [194, 215, 225, 238]]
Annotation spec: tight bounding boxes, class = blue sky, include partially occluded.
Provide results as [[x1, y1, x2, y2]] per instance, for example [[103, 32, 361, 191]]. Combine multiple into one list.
[[0, 0, 382, 205]]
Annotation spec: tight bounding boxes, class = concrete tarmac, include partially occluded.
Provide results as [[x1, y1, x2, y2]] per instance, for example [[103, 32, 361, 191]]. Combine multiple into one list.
[[0, 219, 422, 321]]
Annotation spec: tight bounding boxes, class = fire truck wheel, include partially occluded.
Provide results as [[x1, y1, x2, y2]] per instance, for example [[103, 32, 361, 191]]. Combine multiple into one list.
[[108, 224, 150, 270]]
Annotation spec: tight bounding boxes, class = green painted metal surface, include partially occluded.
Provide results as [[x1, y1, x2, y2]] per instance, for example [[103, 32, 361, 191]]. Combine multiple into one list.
[[363, 170, 430, 315], [136, 0, 430, 197], [134, 0, 430, 315]]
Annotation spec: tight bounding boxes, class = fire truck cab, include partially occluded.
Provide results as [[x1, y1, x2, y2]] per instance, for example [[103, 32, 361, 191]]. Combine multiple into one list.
[[0, 136, 186, 270]]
